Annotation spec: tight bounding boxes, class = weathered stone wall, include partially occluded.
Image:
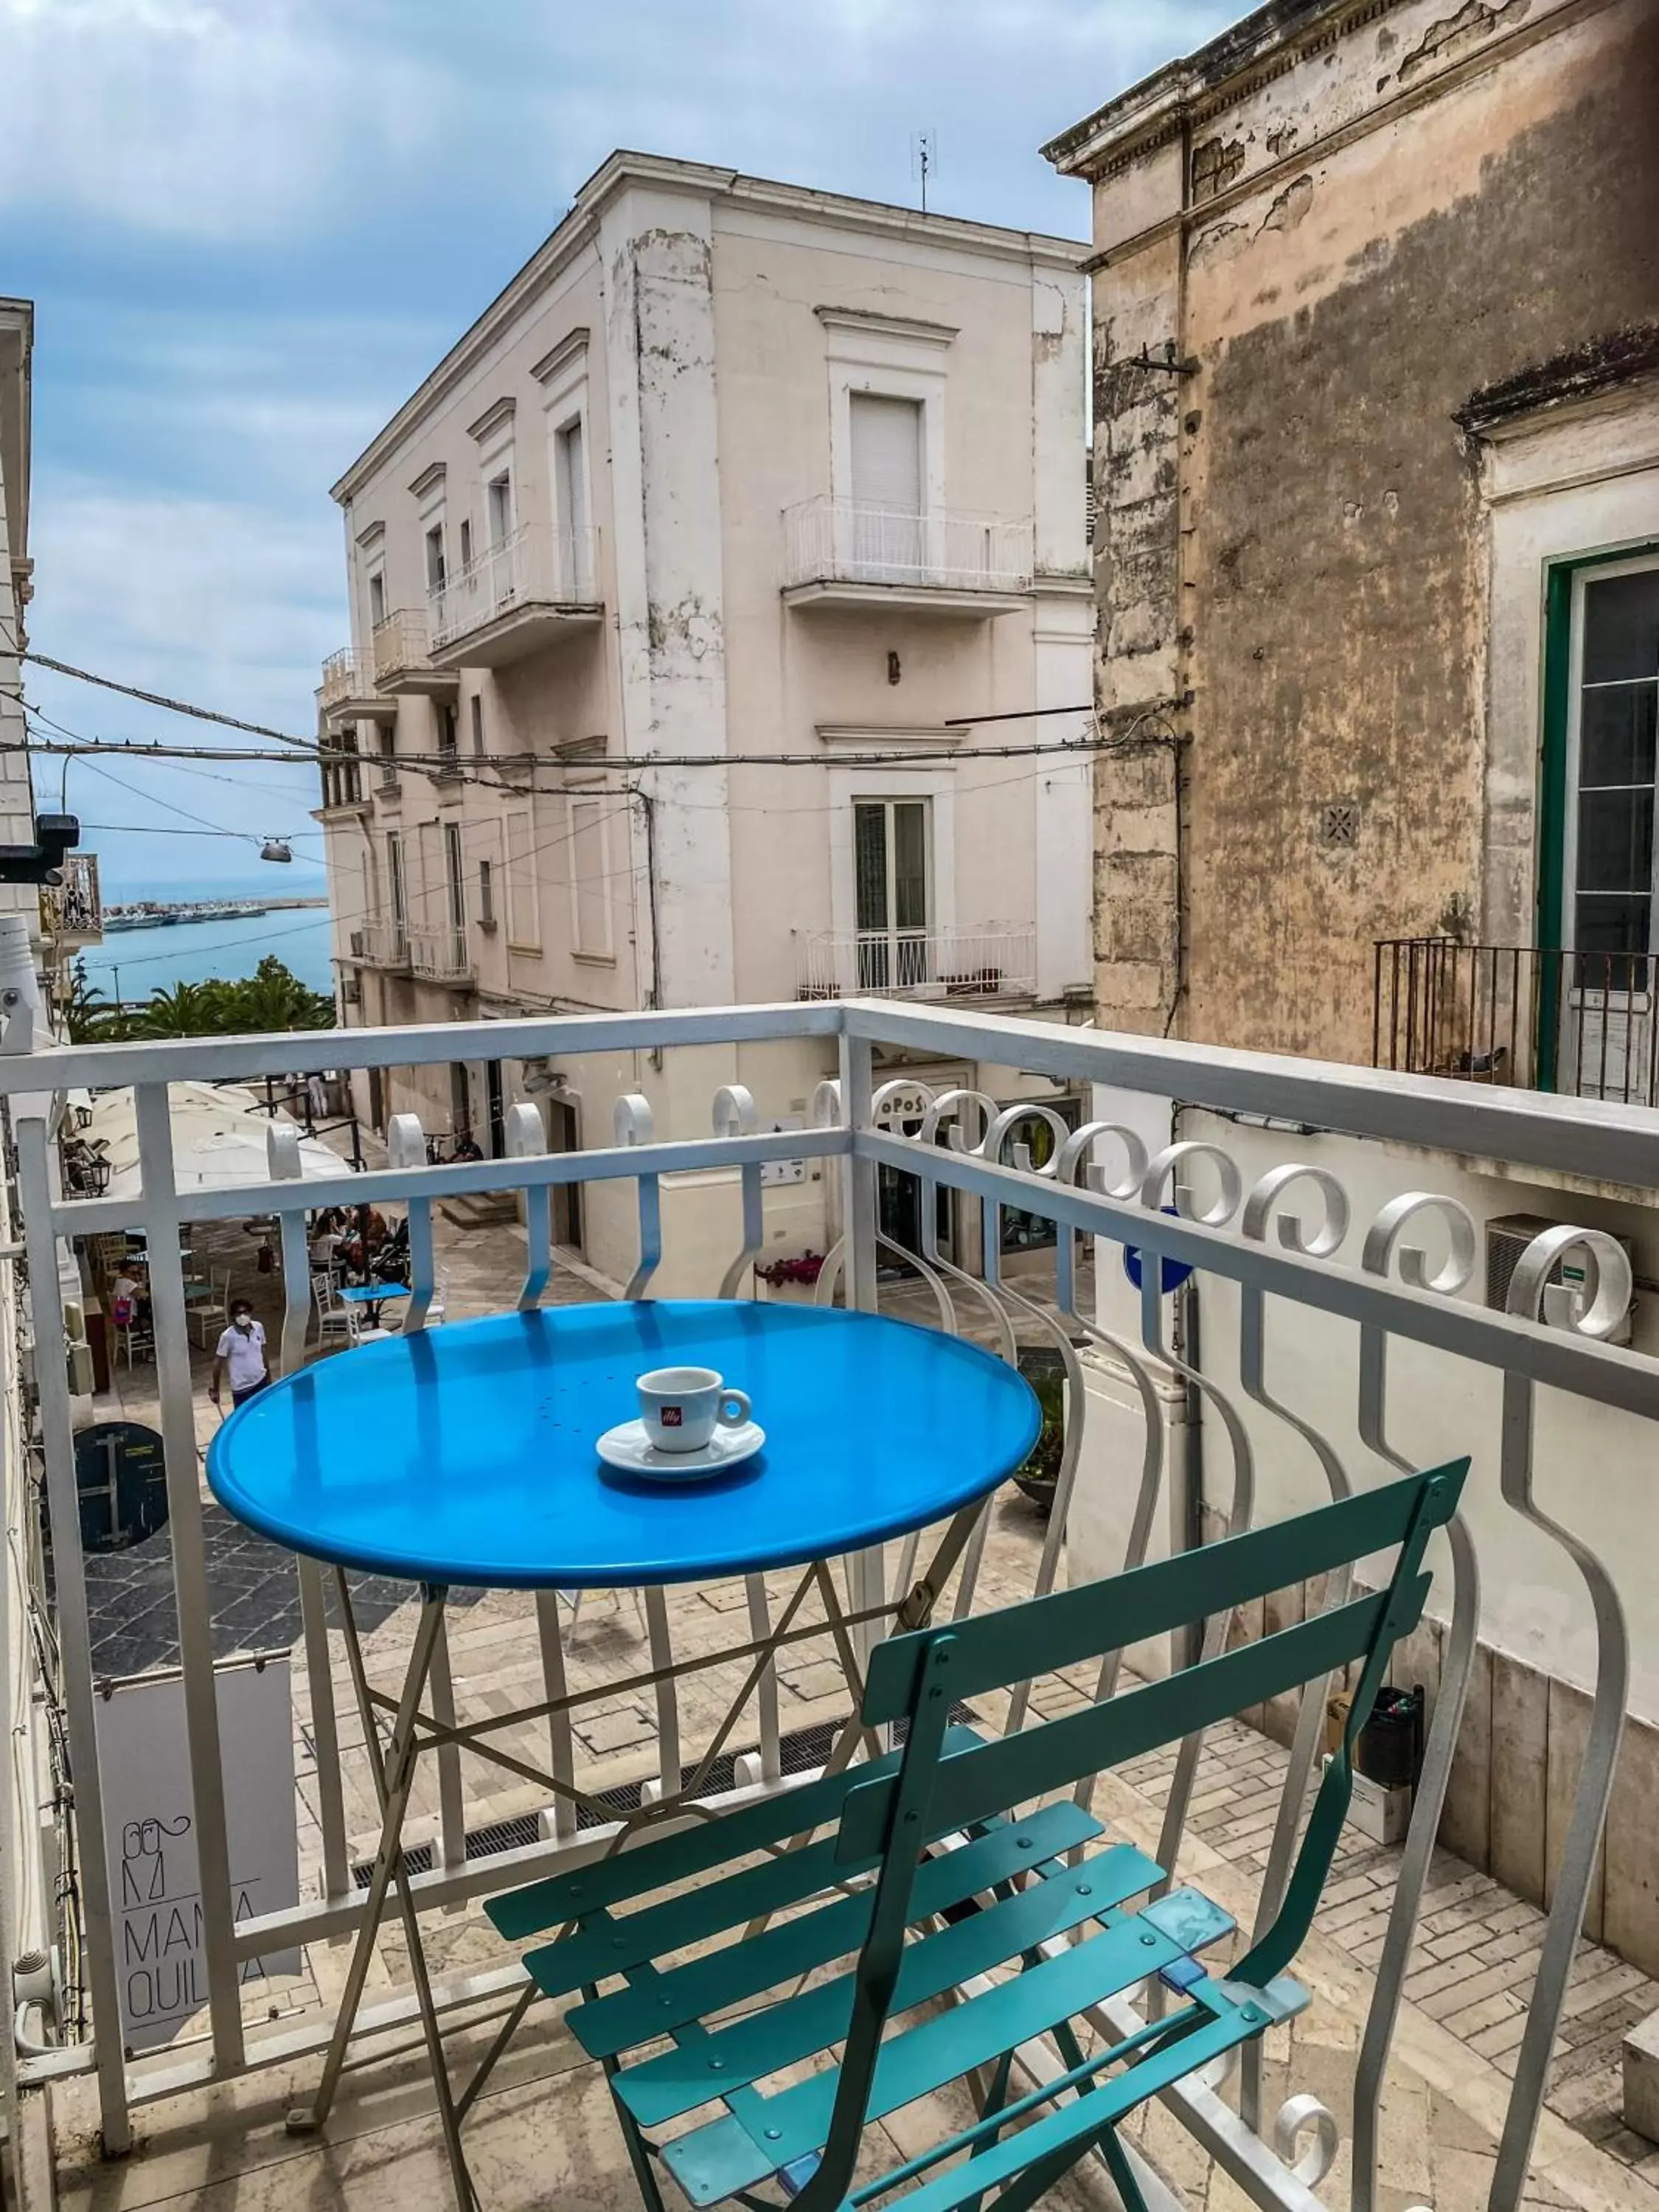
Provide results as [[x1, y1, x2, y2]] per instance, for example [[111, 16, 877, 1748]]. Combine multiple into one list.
[[1069, 0, 1659, 1060]]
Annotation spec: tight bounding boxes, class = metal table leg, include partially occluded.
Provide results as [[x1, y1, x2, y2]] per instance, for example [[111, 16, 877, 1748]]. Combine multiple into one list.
[[287, 1579, 479, 2212]]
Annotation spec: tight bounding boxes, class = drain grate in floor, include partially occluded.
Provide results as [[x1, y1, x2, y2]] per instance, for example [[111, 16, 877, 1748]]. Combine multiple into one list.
[[349, 1703, 977, 1889]]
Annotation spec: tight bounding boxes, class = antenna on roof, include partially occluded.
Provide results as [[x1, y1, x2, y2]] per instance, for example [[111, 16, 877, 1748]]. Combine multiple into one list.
[[911, 129, 936, 215]]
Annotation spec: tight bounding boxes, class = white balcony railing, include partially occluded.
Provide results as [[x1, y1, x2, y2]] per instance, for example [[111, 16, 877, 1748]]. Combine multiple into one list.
[[406, 924, 473, 984], [797, 923, 1036, 1001], [428, 523, 599, 651], [782, 496, 1034, 594], [317, 646, 376, 712], [3, 993, 1657, 2212], [370, 607, 440, 687], [357, 919, 408, 968]]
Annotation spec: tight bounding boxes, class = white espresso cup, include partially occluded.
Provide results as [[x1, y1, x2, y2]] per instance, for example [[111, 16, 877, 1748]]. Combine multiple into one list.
[[636, 1366, 752, 1454]]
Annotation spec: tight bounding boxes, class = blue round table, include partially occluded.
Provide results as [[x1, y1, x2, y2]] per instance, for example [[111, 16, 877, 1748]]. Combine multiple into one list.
[[225, 1299, 1038, 2196], [206, 1298, 1041, 1589]]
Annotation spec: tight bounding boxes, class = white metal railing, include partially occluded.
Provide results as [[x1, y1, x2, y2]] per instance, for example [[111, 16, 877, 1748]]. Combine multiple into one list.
[[428, 523, 599, 650], [797, 924, 1036, 1001], [0, 994, 1655, 2212], [370, 607, 439, 686], [782, 496, 1034, 594], [40, 851, 102, 942], [358, 919, 408, 968], [317, 646, 375, 711], [406, 925, 473, 984]]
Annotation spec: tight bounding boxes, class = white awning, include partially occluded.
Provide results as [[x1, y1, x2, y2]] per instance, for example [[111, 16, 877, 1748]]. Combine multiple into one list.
[[86, 1082, 353, 1202]]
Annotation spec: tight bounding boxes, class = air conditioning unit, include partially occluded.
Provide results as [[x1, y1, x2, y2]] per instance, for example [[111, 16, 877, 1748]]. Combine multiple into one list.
[[343, 977, 361, 1006], [1485, 1212, 1633, 1344]]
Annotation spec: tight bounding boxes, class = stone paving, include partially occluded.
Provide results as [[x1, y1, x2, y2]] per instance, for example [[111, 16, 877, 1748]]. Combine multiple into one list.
[[55, 1191, 1659, 2211]]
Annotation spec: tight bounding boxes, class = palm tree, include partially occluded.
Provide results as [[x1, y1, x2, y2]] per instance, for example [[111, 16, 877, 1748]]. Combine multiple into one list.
[[220, 959, 335, 1033], [60, 959, 119, 1043], [131, 981, 224, 1039]]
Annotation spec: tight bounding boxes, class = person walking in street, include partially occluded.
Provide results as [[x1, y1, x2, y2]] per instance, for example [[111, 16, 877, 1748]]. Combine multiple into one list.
[[209, 1298, 275, 1412]]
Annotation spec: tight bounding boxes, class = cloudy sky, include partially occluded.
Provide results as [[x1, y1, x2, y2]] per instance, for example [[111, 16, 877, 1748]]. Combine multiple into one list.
[[4, 0, 1230, 901]]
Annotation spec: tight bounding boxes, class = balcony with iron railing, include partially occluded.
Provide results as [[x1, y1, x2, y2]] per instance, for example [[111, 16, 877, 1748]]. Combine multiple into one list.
[[316, 647, 395, 728], [370, 607, 458, 697], [796, 922, 1037, 1001], [427, 524, 602, 669], [38, 849, 102, 945], [782, 498, 1034, 614], [351, 917, 409, 970], [1374, 935, 1659, 1106], [6, 995, 1659, 2212], [406, 922, 474, 986]]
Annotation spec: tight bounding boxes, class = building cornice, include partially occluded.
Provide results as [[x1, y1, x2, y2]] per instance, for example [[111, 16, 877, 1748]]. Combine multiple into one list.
[[814, 307, 957, 349], [465, 397, 517, 445], [532, 328, 591, 385]]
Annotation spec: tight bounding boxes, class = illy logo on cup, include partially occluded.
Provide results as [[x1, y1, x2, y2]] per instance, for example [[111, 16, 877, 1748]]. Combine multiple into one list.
[[636, 1366, 751, 1453]]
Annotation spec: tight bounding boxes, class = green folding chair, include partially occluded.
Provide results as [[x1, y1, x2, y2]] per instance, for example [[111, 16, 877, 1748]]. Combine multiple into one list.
[[487, 1458, 1466, 2211]]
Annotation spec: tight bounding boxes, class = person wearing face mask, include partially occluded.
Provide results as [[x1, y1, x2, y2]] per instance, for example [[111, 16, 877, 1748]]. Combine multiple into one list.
[[208, 1298, 275, 1411]]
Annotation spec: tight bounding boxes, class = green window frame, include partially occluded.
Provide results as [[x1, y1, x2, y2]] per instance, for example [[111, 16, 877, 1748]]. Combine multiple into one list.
[[1535, 539, 1659, 1088]]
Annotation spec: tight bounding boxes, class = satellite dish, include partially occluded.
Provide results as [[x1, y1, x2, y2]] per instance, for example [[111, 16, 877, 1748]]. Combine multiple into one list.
[[260, 838, 293, 863]]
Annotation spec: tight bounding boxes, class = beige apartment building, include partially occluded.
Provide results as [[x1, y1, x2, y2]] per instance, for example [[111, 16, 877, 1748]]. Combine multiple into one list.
[[316, 151, 1092, 1290]]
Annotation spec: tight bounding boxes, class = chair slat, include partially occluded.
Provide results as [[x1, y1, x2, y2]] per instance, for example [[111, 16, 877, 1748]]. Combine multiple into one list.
[[838, 1577, 1430, 1863], [565, 1798, 1126, 2057], [618, 1854, 1180, 2129], [655, 1906, 1197, 2194], [487, 1725, 978, 1942], [863, 1462, 1465, 1724]]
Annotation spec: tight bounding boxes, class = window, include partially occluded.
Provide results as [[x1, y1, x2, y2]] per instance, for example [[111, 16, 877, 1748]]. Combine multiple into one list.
[[368, 570, 387, 629], [1568, 559, 1659, 972], [853, 798, 930, 988], [478, 856, 495, 928], [470, 695, 485, 757], [424, 524, 446, 592], [459, 517, 473, 570], [554, 418, 590, 595], [504, 809, 539, 948], [385, 831, 406, 928], [437, 700, 459, 759], [569, 796, 612, 959], [849, 393, 925, 575], [487, 472, 513, 547], [444, 820, 465, 931], [378, 728, 397, 786]]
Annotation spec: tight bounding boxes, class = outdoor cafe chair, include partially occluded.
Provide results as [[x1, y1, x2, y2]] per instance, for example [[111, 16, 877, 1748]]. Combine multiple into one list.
[[484, 1457, 1465, 2212]]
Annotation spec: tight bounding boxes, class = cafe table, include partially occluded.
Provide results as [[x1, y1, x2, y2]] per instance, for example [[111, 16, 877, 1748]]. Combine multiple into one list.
[[334, 1278, 411, 1332], [206, 1297, 1040, 2208]]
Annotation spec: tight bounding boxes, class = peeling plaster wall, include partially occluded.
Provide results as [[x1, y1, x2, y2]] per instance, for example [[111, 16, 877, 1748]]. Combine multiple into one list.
[[1068, 0, 1659, 1060]]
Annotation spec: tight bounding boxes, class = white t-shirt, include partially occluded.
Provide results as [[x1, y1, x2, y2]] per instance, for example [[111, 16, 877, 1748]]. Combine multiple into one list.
[[111, 1274, 141, 1305], [216, 1321, 268, 1392]]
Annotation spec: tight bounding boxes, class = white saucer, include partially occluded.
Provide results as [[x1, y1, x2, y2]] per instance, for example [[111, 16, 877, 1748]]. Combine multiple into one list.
[[595, 1418, 767, 1483]]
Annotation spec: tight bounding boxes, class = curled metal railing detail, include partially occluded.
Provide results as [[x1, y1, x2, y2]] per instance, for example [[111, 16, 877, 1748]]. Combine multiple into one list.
[[712, 1085, 765, 1301], [613, 1093, 661, 1299], [1489, 1225, 1632, 2212], [506, 1102, 550, 1312], [1141, 1138, 1242, 1228], [1352, 1189, 1483, 2212]]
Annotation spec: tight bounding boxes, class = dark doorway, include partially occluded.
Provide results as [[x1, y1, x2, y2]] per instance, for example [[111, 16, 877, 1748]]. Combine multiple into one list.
[[543, 1096, 583, 1250], [485, 1060, 506, 1157]]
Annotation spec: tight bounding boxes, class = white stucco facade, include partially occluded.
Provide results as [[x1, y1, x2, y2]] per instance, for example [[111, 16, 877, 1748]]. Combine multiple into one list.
[[318, 154, 1093, 1290]]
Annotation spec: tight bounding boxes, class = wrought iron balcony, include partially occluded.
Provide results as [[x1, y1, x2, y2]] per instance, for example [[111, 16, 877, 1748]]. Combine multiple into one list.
[[1374, 935, 1659, 1106], [38, 849, 101, 943], [406, 924, 474, 985], [7, 998, 1659, 2212], [796, 923, 1037, 1001], [369, 607, 457, 696], [427, 524, 601, 667], [782, 497, 1034, 611], [316, 647, 394, 728]]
